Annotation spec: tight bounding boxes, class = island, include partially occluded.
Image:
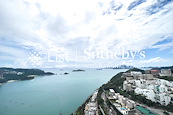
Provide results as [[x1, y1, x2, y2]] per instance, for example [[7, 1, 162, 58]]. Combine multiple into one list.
[[72, 69, 85, 72], [74, 67, 173, 115], [0, 67, 54, 84], [64, 72, 69, 75]]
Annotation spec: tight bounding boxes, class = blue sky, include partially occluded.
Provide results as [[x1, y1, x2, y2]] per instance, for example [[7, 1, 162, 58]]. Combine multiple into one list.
[[0, 0, 173, 68]]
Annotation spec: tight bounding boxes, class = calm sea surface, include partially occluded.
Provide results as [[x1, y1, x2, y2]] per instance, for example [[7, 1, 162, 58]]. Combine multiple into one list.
[[0, 68, 127, 115]]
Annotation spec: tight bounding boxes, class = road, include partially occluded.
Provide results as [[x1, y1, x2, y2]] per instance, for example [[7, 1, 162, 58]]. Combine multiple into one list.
[[99, 105, 106, 115]]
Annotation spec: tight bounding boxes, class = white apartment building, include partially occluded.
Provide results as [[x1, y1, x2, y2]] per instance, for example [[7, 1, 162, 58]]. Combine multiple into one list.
[[126, 100, 136, 109], [158, 85, 168, 93], [123, 81, 128, 91], [146, 84, 155, 90], [146, 80, 156, 85], [160, 69, 172, 76], [118, 95, 124, 104], [142, 74, 154, 80], [135, 87, 171, 106], [134, 88, 156, 101], [156, 79, 170, 86], [109, 89, 115, 96], [122, 71, 173, 106], [134, 79, 146, 89], [130, 71, 142, 76], [155, 93, 171, 106]]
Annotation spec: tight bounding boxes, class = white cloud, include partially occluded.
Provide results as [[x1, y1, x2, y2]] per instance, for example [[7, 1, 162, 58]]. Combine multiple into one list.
[[0, 0, 173, 67], [151, 40, 173, 50], [136, 57, 169, 67], [139, 57, 167, 64]]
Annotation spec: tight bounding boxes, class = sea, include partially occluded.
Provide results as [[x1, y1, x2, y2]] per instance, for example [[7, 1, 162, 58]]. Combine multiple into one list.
[[0, 68, 127, 115]]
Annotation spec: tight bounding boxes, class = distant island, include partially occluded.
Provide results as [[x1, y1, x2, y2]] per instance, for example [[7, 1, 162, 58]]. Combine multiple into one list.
[[72, 69, 85, 72], [0, 67, 54, 84], [64, 72, 69, 75], [104, 65, 134, 69]]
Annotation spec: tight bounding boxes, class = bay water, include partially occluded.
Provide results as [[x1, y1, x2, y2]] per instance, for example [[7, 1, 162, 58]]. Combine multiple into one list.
[[0, 68, 126, 115]]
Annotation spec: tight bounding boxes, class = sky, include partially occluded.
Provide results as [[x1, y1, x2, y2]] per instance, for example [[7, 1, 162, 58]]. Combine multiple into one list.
[[0, 0, 173, 68]]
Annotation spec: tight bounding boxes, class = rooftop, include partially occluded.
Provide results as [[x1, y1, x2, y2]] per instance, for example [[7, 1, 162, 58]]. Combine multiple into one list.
[[109, 89, 115, 93]]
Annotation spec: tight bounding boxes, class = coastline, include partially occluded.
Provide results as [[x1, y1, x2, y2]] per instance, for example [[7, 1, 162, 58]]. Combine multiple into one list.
[[75, 68, 173, 115], [0, 73, 54, 85], [0, 80, 18, 86], [28, 75, 37, 77], [0, 68, 55, 84], [7, 80, 18, 83]]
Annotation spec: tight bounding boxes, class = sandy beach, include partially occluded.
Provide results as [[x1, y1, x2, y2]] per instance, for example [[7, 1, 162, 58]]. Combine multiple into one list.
[[7, 80, 17, 83]]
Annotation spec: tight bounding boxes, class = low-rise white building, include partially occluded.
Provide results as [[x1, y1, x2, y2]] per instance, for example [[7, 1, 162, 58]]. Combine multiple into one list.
[[155, 93, 171, 106], [122, 73, 131, 78], [143, 89, 156, 101], [84, 91, 98, 115], [109, 89, 115, 96], [167, 81, 173, 87], [134, 79, 146, 89], [158, 85, 168, 93], [126, 100, 136, 109], [156, 79, 169, 86], [126, 84, 133, 91], [135, 87, 171, 106], [114, 93, 120, 99], [135, 88, 156, 102], [160, 69, 172, 76], [123, 81, 128, 91], [130, 71, 142, 76], [146, 80, 156, 85], [123, 81, 134, 91], [146, 84, 155, 90], [91, 92, 98, 102], [84, 102, 97, 115], [122, 71, 173, 106], [142, 74, 154, 80], [134, 87, 143, 94], [118, 95, 124, 104]]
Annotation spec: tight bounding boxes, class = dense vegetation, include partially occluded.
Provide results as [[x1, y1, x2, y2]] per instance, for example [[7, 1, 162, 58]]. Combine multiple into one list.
[[97, 87, 104, 105], [126, 68, 145, 74], [98, 68, 173, 112], [103, 68, 145, 91], [0, 68, 54, 75], [3, 74, 34, 81], [75, 67, 173, 114], [0, 68, 54, 83], [158, 76, 173, 81]]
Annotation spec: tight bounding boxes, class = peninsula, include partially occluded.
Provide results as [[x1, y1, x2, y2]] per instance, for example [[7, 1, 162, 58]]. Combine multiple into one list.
[[75, 67, 173, 115], [0, 67, 54, 84]]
